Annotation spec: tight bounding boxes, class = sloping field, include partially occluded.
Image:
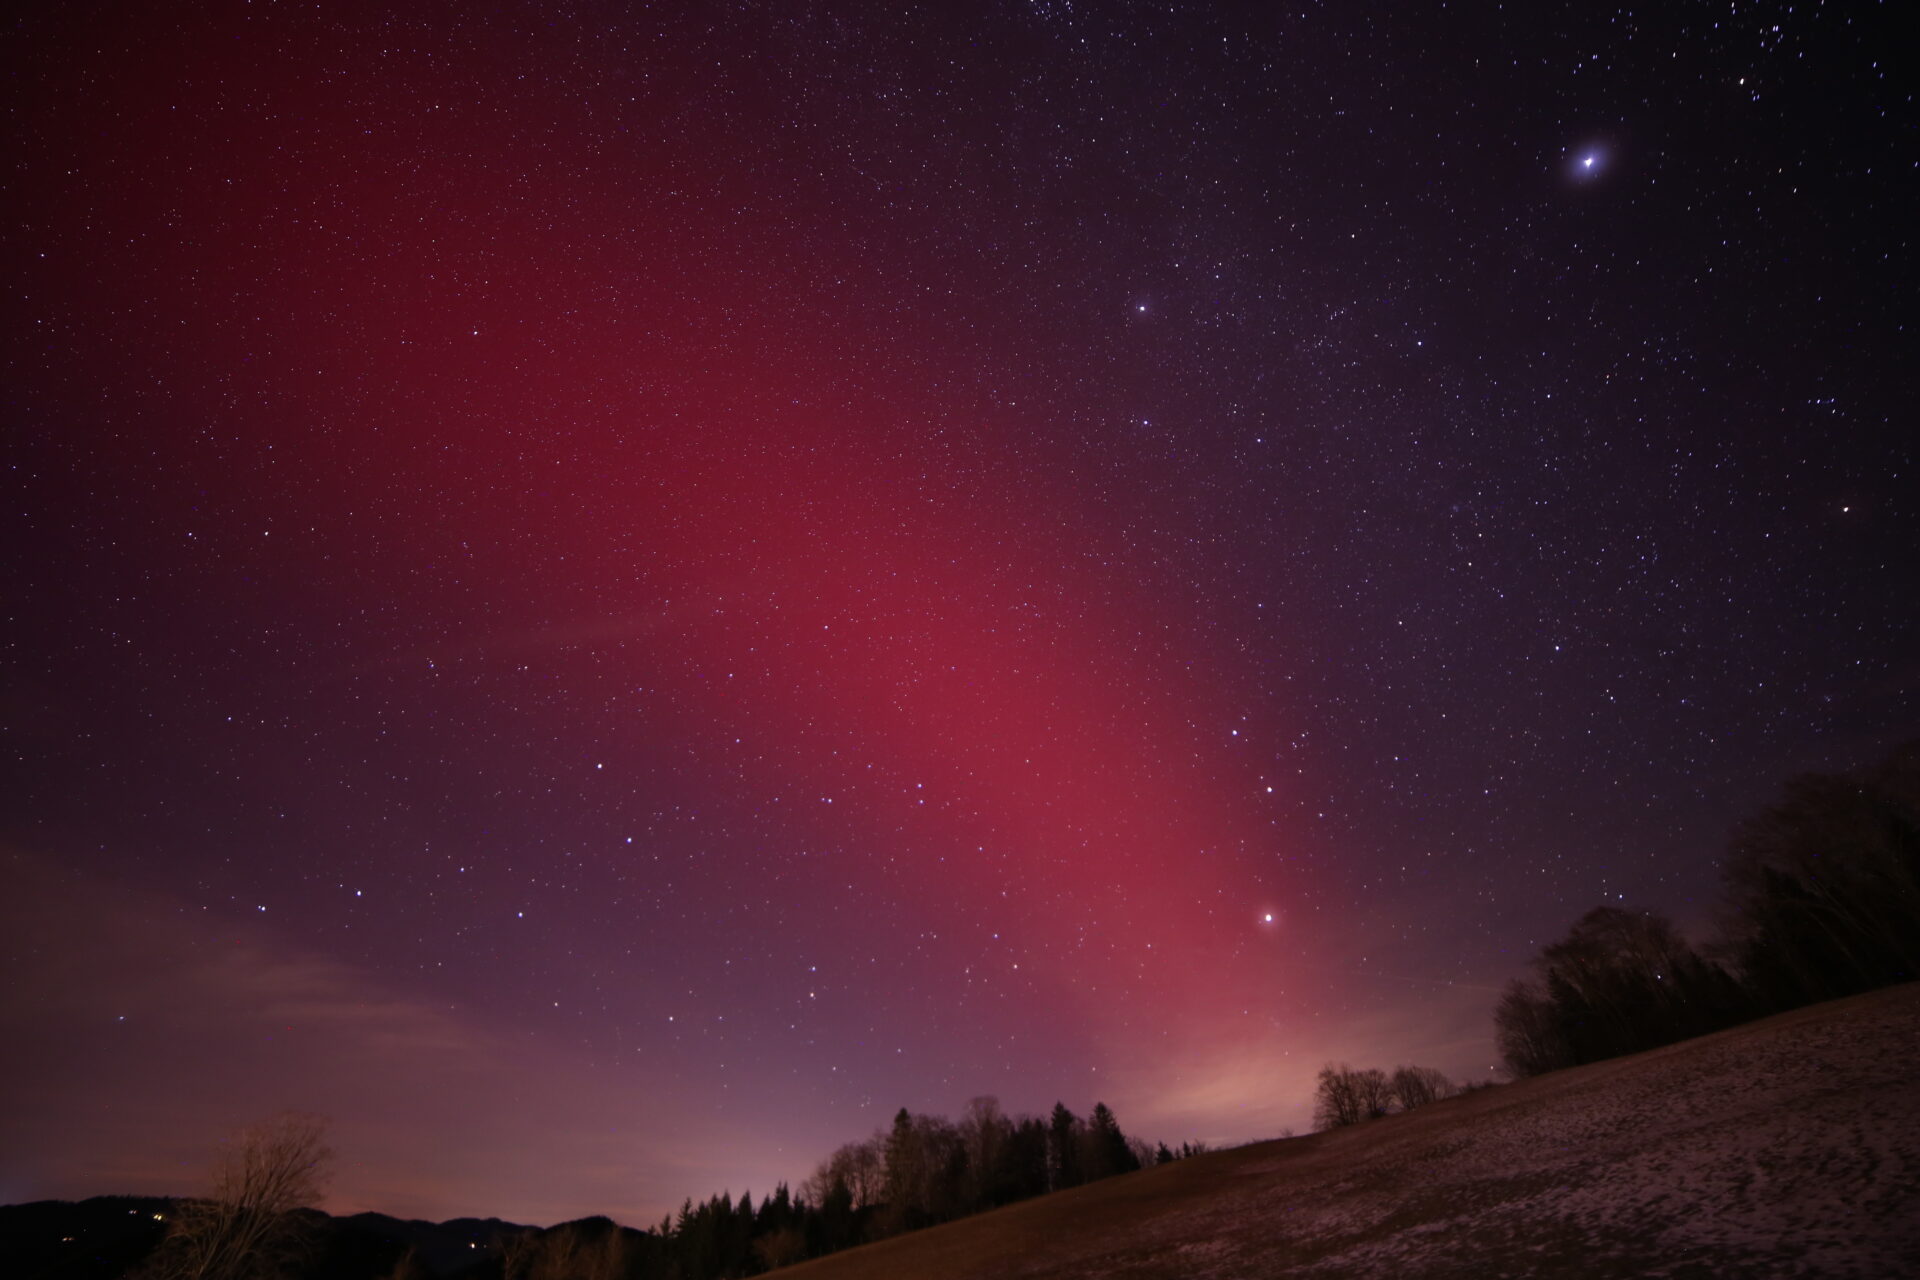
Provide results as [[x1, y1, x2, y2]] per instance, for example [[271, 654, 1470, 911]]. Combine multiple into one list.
[[773, 984, 1920, 1278]]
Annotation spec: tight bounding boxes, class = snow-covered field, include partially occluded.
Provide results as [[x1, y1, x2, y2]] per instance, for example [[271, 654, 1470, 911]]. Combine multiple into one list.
[[775, 984, 1920, 1278]]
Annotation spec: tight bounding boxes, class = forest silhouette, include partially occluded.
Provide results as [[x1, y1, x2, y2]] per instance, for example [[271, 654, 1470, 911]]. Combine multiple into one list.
[[1492, 741, 1918, 1080]]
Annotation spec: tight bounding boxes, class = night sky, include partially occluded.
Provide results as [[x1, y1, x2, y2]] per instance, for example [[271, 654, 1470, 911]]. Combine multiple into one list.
[[4, 0, 1914, 1228]]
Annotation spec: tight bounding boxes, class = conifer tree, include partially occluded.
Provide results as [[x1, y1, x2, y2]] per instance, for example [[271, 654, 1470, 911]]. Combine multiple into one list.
[[1048, 1102, 1082, 1190], [1086, 1102, 1138, 1178]]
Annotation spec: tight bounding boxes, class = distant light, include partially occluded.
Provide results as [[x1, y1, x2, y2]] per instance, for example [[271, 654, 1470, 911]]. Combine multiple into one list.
[[1263, 912, 1274, 924], [1582, 155, 1595, 169]]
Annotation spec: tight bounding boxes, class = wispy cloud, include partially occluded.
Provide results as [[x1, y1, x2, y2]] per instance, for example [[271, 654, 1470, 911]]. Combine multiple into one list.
[[0, 848, 802, 1224]]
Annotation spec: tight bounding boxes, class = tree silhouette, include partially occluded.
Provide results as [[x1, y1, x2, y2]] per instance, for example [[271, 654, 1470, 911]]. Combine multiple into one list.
[[1085, 1102, 1139, 1179], [1497, 905, 1741, 1075], [1312, 1064, 1366, 1129], [1390, 1065, 1454, 1110], [1004, 1117, 1051, 1201], [1495, 978, 1572, 1077], [141, 1112, 331, 1280], [1720, 744, 1920, 1009], [1047, 1103, 1082, 1190]]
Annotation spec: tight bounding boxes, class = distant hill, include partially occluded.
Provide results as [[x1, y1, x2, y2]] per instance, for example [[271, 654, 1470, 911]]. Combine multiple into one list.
[[0, 1197, 534, 1280], [767, 983, 1920, 1278], [326, 1211, 531, 1276], [0, 1197, 174, 1280]]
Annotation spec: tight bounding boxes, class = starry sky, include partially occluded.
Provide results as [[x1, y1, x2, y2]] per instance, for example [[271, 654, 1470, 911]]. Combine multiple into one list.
[[4, 0, 1914, 1228]]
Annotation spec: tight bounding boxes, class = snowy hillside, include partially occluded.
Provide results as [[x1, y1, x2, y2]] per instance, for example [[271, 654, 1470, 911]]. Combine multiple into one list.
[[772, 984, 1920, 1278]]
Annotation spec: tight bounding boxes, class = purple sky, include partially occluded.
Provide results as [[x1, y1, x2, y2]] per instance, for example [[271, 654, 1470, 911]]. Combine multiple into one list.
[[4, 0, 1913, 1226]]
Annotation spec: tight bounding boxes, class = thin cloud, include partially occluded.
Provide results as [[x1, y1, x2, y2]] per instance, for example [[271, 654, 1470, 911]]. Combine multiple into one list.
[[0, 848, 801, 1224]]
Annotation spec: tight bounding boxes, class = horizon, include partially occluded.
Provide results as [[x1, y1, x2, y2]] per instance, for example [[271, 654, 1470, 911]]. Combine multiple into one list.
[[4, 0, 1912, 1230]]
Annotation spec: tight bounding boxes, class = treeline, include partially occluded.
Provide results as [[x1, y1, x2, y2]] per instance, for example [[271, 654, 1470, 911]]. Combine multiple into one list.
[[1310, 1063, 1459, 1130], [810, 1097, 1155, 1232], [127, 1098, 1183, 1280], [485, 1096, 1180, 1280], [1496, 741, 1920, 1077]]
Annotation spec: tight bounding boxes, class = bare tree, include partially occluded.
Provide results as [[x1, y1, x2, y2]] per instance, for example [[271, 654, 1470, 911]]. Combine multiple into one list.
[[1314, 1064, 1395, 1128], [1353, 1067, 1394, 1120], [376, 1248, 428, 1280], [143, 1113, 331, 1280], [880, 1109, 966, 1232], [502, 1221, 630, 1280], [1390, 1065, 1455, 1110], [1494, 978, 1571, 1078], [753, 1227, 806, 1270], [1721, 748, 1920, 1007], [541, 1220, 629, 1280], [1312, 1064, 1365, 1129], [804, 1134, 885, 1211], [496, 1231, 538, 1280], [958, 1096, 1011, 1209]]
